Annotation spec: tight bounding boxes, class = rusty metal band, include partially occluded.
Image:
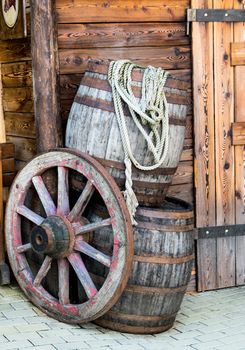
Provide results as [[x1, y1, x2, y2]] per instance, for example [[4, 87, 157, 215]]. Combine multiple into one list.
[[135, 220, 194, 232], [94, 156, 178, 176], [95, 319, 174, 334], [135, 193, 167, 204], [74, 95, 187, 126], [82, 75, 189, 105], [87, 61, 189, 90], [105, 309, 177, 322], [136, 206, 194, 220], [132, 181, 170, 190], [124, 283, 187, 295], [133, 253, 194, 264], [89, 272, 188, 295]]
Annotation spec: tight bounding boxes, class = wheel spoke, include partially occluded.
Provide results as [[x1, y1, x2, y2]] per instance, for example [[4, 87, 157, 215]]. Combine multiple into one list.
[[32, 176, 56, 216], [16, 243, 32, 253], [73, 218, 112, 236], [58, 258, 70, 304], [74, 240, 111, 268], [57, 167, 70, 216], [67, 181, 94, 222], [17, 205, 44, 225], [68, 253, 97, 299], [33, 256, 52, 287]]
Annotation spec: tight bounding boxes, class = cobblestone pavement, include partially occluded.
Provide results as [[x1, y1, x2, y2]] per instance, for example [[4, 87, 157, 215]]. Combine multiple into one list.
[[0, 284, 245, 350]]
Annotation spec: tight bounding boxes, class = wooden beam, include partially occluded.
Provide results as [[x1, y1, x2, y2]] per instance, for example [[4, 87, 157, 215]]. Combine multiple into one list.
[[30, 0, 63, 152], [231, 42, 245, 66], [56, 0, 189, 23]]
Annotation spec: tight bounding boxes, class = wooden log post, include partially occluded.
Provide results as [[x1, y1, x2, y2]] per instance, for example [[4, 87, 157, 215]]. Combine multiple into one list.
[[0, 64, 10, 285], [30, 1, 63, 294], [30, 0, 63, 152]]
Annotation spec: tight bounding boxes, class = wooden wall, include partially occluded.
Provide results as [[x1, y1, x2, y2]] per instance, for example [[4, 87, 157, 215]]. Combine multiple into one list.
[[0, 2, 35, 172], [56, 0, 193, 205], [0, 1, 193, 204], [0, 0, 195, 290]]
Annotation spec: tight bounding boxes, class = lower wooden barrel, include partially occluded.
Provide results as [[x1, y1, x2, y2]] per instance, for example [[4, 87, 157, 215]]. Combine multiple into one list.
[[88, 197, 194, 334], [66, 61, 188, 206]]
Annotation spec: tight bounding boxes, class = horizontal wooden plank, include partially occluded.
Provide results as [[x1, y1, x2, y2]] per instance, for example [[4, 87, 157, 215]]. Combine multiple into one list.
[[5, 112, 35, 139], [168, 182, 194, 203], [231, 42, 245, 66], [0, 39, 31, 63], [56, 0, 190, 23], [0, 143, 14, 159], [58, 22, 190, 49], [59, 46, 191, 74], [232, 122, 245, 145], [2, 61, 32, 88], [2, 158, 15, 173], [3, 87, 33, 113], [3, 173, 15, 187], [6, 136, 36, 162], [172, 160, 193, 185]]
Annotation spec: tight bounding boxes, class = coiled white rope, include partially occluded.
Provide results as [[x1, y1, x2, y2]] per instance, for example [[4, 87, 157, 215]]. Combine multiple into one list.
[[108, 60, 169, 224]]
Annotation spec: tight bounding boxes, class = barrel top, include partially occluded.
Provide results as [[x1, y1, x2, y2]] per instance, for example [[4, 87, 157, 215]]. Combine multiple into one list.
[[136, 197, 193, 220]]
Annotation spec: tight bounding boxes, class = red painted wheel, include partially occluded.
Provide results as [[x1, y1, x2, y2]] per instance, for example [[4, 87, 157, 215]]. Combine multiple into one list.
[[5, 149, 133, 323]]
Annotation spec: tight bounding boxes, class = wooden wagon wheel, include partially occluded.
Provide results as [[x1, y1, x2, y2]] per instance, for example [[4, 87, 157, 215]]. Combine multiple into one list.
[[5, 149, 133, 323]]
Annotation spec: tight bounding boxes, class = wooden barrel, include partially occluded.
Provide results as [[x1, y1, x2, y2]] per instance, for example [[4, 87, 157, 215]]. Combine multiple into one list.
[[65, 61, 188, 206], [86, 197, 194, 334]]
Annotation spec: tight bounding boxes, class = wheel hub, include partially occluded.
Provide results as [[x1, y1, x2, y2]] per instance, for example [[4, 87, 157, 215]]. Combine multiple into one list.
[[31, 216, 74, 258]]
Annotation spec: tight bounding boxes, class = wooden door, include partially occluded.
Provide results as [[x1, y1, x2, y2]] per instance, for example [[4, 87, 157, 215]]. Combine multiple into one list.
[[192, 0, 245, 291]]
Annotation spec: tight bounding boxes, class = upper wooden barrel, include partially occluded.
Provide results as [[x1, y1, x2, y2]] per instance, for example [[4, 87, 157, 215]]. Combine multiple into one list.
[[66, 61, 188, 206], [87, 197, 194, 334]]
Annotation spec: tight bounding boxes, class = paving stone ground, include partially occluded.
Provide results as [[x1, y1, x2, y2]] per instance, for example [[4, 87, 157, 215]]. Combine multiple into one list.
[[0, 284, 245, 350]]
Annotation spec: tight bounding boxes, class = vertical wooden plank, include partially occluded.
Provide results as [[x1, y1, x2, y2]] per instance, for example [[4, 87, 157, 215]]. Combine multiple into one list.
[[234, 0, 245, 286], [214, 0, 235, 289], [193, 0, 216, 229], [30, 0, 63, 152], [214, 0, 235, 226], [192, 0, 217, 291], [197, 238, 217, 291]]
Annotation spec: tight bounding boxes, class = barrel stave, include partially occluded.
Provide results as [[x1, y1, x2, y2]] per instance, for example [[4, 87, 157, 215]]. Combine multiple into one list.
[[65, 63, 188, 206]]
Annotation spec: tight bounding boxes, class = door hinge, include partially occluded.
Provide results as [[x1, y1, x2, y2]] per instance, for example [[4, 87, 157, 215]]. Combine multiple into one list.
[[187, 9, 245, 35], [194, 224, 245, 240]]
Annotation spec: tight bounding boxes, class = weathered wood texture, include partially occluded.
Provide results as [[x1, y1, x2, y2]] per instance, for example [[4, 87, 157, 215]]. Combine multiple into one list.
[[88, 197, 194, 333], [0, 3, 34, 168], [194, 0, 245, 291], [1, 0, 193, 210], [30, 0, 63, 152], [65, 63, 188, 206], [56, 1, 190, 23], [0, 1, 195, 291], [56, 0, 193, 207], [5, 149, 134, 323], [234, 0, 245, 286], [56, 0, 195, 290], [231, 42, 245, 65], [232, 122, 245, 145]]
